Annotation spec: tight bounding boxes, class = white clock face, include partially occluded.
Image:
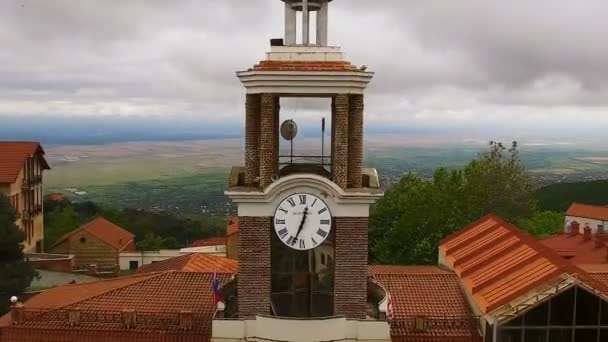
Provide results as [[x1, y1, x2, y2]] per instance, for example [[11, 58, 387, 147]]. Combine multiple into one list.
[[274, 193, 332, 251]]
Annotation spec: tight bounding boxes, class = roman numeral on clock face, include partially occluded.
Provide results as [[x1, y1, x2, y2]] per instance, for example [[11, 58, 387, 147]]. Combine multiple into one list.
[[320, 219, 330, 225], [286, 197, 296, 207], [299, 194, 307, 204], [286, 236, 296, 246], [317, 228, 328, 238], [279, 208, 288, 214], [299, 239, 305, 249], [277, 228, 288, 239], [275, 218, 286, 225], [311, 237, 318, 246], [317, 207, 328, 215]]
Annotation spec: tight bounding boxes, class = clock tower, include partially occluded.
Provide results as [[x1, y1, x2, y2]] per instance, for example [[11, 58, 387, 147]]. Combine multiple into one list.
[[226, 0, 382, 321]]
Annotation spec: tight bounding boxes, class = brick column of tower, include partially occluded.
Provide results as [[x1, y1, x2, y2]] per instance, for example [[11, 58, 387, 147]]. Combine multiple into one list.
[[334, 217, 368, 319], [347, 94, 364, 188], [274, 96, 281, 176], [244, 94, 261, 186], [260, 94, 277, 189], [331, 96, 336, 174], [332, 94, 349, 189], [237, 216, 272, 318]]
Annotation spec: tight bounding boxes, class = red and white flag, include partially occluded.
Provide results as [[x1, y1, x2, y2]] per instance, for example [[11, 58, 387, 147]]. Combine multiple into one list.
[[386, 292, 395, 322]]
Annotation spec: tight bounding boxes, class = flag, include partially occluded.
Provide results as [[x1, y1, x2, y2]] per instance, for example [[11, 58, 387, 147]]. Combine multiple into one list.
[[386, 292, 395, 322], [212, 272, 224, 304]]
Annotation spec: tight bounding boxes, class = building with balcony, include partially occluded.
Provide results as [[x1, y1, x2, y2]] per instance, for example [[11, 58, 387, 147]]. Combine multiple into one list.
[[0, 141, 50, 253]]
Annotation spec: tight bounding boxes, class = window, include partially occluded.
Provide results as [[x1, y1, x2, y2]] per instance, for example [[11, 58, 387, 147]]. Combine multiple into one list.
[[80, 237, 86, 243], [129, 261, 139, 270]]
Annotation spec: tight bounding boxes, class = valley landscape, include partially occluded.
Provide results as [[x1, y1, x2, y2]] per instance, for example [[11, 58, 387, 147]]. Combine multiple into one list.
[[43, 135, 608, 216]]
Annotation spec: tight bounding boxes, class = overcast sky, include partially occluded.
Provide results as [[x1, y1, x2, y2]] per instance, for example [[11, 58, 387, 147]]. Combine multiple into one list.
[[1, 0, 607, 135]]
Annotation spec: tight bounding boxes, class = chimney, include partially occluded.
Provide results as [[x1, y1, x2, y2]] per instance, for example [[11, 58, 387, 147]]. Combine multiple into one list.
[[121, 310, 136, 328], [570, 221, 580, 236], [67, 309, 81, 326], [583, 227, 592, 241], [179, 310, 193, 330]]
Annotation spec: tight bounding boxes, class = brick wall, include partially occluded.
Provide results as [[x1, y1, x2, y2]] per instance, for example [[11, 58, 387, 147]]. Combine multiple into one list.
[[347, 94, 364, 188], [237, 216, 272, 318], [226, 233, 239, 260], [245, 94, 261, 186], [332, 94, 349, 189], [0, 328, 210, 342], [49, 231, 118, 270], [259, 94, 277, 189], [334, 217, 368, 319]]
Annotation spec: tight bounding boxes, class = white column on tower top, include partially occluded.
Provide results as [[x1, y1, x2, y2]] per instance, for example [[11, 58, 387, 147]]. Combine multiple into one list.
[[317, 1, 328, 46], [302, 0, 310, 45], [285, 3, 297, 45]]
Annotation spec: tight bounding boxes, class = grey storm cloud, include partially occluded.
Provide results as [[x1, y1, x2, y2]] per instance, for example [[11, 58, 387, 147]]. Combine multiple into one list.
[[0, 0, 607, 129]]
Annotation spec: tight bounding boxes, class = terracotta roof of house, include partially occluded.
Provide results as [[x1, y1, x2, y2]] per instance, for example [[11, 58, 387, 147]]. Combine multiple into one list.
[[49, 216, 135, 252], [567, 202, 608, 221], [252, 60, 359, 72], [136, 253, 238, 274], [578, 264, 608, 286], [370, 265, 481, 340], [539, 232, 608, 264], [191, 237, 227, 247], [1, 271, 230, 335], [439, 214, 573, 314], [226, 217, 239, 237], [45, 192, 67, 202], [0, 142, 49, 183]]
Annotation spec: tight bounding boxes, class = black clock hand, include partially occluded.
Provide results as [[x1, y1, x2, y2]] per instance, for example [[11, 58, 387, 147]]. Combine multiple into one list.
[[294, 207, 308, 244]]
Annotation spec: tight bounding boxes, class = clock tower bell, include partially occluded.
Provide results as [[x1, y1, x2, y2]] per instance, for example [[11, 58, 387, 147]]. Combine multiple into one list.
[[226, 0, 382, 321]]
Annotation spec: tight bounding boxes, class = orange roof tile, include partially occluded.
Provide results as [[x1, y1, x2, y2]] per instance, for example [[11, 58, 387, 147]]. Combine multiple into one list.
[[50, 216, 135, 252], [6, 271, 231, 334], [440, 214, 570, 314], [45, 192, 67, 202], [540, 232, 608, 264], [191, 237, 227, 247], [253, 60, 359, 72], [566, 202, 608, 221], [226, 217, 239, 237], [578, 264, 608, 286], [136, 253, 238, 274], [0, 141, 49, 183], [370, 265, 480, 340]]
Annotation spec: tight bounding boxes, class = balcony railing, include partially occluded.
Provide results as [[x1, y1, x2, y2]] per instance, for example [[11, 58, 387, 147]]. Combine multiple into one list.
[[22, 175, 42, 189], [390, 315, 482, 334]]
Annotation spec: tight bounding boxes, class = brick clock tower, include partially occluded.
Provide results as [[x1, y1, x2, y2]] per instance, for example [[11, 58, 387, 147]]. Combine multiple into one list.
[[225, 0, 382, 323]]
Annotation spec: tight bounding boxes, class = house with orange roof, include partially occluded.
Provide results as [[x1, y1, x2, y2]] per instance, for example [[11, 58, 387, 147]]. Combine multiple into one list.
[[540, 221, 608, 265], [48, 216, 135, 270], [0, 141, 50, 252], [3, 213, 608, 341], [565, 202, 608, 235]]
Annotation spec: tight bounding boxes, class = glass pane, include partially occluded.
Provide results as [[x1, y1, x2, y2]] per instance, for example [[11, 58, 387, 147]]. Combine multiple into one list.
[[524, 329, 546, 342], [498, 329, 521, 342], [600, 329, 608, 340], [271, 293, 293, 317], [574, 328, 597, 342], [504, 316, 523, 327], [272, 273, 292, 293], [525, 302, 549, 326], [551, 287, 575, 326], [549, 329, 572, 342], [576, 287, 600, 325], [601, 299, 608, 325]]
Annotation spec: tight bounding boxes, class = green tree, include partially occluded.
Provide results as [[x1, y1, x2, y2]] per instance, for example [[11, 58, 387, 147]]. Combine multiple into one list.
[[136, 233, 165, 251], [517, 211, 564, 238], [0, 196, 37, 314], [370, 141, 538, 265], [44, 205, 80, 247]]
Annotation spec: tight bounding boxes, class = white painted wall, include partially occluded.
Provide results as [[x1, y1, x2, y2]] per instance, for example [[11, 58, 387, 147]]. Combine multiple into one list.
[[565, 216, 607, 234], [119, 246, 227, 270]]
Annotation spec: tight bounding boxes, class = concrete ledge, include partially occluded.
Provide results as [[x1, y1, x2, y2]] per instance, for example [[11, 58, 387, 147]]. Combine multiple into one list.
[[212, 316, 390, 342]]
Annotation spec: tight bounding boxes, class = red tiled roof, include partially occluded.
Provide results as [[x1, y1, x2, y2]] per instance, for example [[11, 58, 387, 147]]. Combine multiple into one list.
[[566, 202, 608, 221], [191, 237, 227, 247], [440, 214, 571, 314], [253, 60, 358, 72], [370, 265, 481, 341], [0, 142, 49, 183], [578, 264, 608, 286], [540, 232, 608, 264], [3, 271, 231, 335], [50, 216, 135, 252], [136, 253, 238, 274], [45, 192, 67, 202], [226, 217, 239, 237]]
